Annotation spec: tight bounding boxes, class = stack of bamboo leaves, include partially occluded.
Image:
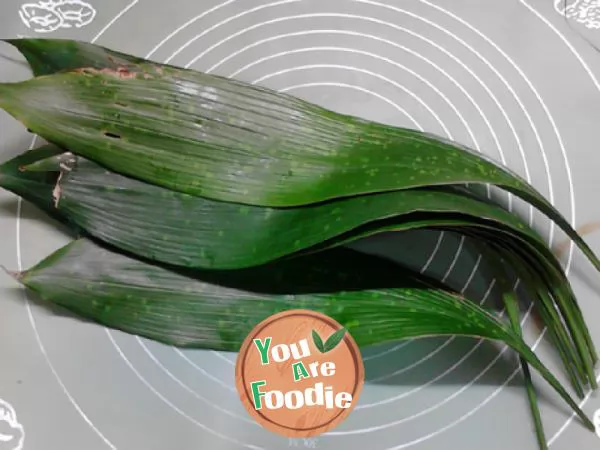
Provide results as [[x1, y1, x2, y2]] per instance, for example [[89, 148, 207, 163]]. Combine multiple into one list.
[[0, 38, 598, 448]]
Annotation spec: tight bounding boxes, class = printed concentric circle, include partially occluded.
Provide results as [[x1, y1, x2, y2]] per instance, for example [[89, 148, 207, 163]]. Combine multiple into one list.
[[7, 0, 599, 449]]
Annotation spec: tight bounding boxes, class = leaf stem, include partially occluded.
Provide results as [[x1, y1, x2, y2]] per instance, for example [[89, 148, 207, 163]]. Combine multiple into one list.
[[478, 243, 548, 450]]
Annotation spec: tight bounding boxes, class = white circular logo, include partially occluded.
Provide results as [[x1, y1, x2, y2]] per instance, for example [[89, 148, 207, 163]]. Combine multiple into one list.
[[0, 399, 24, 450], [554, 0, 600, 29], [18, 0, 97, 33]]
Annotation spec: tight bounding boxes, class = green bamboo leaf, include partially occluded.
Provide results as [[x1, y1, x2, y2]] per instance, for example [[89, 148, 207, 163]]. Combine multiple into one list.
[[322, 328, 347, 353], [2, 36, 597, 450], [12, 238, 504, 349], [0, 146, 570, 274], [475, 241, 548, 450], [436, 224, 597, 389], [2, 38, 160, 75], [1, 38, 598, 273], [311, 329, 325, 353], [9, 237, 593, 432], [3, 41, 595, 381], [323, 216, 598, 392], [2, 146, 595, 393], [3, 40, 596, 389], [458, 225, 598, 387]]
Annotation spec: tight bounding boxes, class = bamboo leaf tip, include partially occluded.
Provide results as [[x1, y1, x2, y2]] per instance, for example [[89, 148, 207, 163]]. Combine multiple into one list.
[[0, 264, 23, 281]]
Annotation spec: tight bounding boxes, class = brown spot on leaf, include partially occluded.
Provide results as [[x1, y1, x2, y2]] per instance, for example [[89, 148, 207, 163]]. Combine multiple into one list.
[[73, 67, 139, 80], [52, 172, 63, 208]]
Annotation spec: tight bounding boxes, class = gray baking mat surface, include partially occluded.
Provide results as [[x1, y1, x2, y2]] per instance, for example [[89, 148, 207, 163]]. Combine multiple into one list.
[[2, 0, 600, 449]]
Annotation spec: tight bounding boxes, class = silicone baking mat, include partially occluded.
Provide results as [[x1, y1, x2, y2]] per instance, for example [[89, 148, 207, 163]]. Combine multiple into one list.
[[2, 0, 600, 449]]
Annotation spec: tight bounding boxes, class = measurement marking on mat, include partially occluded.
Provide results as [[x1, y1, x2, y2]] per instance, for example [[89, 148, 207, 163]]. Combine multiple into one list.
[[288, 437, 319, 448]]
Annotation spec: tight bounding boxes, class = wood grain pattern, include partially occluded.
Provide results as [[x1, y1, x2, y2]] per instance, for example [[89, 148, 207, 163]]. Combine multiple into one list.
[[235, 309, 364, 437]]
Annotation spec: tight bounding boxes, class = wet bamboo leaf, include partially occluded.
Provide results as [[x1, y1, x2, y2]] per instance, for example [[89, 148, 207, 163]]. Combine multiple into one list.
[[1, 145, 595, 392], [1, 38, 599, 273], [1, 38, 598, 448], [0, 146, 571, 273], [10, 237, 593, 432]]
